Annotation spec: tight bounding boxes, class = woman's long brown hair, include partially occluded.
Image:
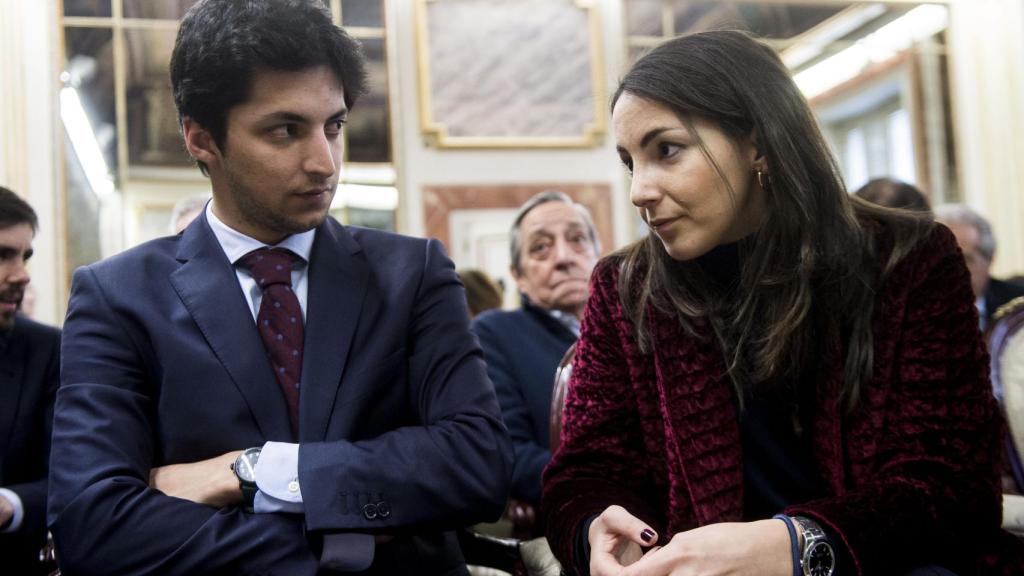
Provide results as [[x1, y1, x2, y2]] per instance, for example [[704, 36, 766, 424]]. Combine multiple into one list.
[[613, 31, 932, 411]]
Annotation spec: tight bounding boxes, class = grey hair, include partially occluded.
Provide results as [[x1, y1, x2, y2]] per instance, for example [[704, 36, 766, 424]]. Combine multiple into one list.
[[509, 190, 600, 275], [934, 203, 996, 260], [169, 194, 210, 233]]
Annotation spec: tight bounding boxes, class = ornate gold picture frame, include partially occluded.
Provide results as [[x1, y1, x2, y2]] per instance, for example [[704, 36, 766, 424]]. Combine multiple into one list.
[[415, 0, 606, 148]]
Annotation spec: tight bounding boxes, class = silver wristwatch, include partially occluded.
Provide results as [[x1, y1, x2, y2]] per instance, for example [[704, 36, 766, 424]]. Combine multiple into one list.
[[792, 516, 836, 576]]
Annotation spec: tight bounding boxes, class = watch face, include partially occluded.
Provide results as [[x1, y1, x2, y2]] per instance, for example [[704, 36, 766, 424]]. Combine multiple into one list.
[[806, 541, 835, 576], [234, 448, 260, 483]]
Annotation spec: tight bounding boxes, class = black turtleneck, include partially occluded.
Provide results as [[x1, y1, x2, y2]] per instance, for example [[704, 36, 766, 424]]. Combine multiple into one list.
[[694, 239, 742, 289]]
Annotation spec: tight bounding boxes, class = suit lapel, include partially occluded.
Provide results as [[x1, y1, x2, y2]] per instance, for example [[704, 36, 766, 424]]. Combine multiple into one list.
[[169, 214, 292, 441], [299, 220, 368, 441]]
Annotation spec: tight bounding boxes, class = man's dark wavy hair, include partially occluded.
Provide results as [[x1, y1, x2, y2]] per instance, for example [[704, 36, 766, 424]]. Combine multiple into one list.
[[0, 186, 38, 232], [170, 0, 367, 175]]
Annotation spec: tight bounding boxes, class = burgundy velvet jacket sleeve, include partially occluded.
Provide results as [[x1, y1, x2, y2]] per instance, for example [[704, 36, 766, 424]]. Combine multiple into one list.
[[542, 258, 665, 574], [786, 224, 1019, 574]]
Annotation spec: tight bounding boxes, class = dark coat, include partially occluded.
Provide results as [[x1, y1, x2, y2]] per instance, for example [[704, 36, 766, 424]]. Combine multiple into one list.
[[49, 213, 512, 575], [544, 224, 1024, 575], [473, 299, 576, 505], [0, 315, 59, 575], [985, 276, 1024, 326]]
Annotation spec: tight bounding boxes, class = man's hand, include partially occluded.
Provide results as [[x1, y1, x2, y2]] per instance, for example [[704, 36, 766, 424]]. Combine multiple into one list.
[[150, 450, 245, 508], [0, 493, 13, 529]]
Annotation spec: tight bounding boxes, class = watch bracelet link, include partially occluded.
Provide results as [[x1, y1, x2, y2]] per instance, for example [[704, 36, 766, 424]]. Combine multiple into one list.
[[791, 515, 836, 576]]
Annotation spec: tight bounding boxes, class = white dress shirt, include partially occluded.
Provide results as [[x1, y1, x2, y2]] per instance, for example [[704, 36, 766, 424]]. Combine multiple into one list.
[[207, 206, 375, 568]]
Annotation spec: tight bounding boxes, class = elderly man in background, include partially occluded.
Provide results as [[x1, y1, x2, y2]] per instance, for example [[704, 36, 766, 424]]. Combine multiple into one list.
[[935, 203, 1024, 330], [472, 191, 600, 530], [0, 186, 60, 575], [169, 194, 210, 234]]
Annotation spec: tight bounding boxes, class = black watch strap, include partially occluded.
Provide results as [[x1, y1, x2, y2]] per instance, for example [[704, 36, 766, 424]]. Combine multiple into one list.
[[232, 446, 262, 513], [240, 481, 258, 513]]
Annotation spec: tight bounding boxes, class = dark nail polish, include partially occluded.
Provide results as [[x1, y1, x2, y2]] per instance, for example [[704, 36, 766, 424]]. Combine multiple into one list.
[[640, 528, 655, 543]]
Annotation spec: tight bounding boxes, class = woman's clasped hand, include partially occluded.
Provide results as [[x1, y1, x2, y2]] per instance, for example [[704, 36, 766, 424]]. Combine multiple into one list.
[[589, 505, 791, 576]]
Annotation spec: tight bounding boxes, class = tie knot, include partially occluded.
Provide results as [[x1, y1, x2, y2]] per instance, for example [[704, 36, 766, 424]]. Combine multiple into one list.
[[239, 248, 301, 288]]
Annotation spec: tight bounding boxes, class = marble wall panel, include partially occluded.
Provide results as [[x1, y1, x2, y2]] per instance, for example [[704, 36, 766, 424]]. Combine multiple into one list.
[[418, 0, 604, 146]]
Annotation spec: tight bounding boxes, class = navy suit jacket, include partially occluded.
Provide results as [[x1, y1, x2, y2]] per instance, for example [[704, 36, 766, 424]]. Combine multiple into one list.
[[472, 299, 576, 506], [49, 214, 512, 575], [0, 315, 59, 575]]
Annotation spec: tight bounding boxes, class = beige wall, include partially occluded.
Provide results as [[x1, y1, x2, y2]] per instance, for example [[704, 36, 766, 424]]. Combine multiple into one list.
[[388, 0, 635, 253], [5, 0, 1024, 327], [0, 0, 61, 325], [948, 0, 1024, 277]]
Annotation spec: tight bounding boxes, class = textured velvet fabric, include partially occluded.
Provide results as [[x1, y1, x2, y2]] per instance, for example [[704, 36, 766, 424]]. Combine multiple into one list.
[[543, 224, 1024, 575]]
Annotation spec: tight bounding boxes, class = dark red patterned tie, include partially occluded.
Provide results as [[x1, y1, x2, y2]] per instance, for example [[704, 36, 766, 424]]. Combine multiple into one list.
[[238, 248, 304, 439]]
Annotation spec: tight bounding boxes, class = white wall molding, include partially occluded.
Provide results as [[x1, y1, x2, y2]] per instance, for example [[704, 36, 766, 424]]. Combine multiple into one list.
[[0, 0, 62, 324], [948, 0, 1024, 276]]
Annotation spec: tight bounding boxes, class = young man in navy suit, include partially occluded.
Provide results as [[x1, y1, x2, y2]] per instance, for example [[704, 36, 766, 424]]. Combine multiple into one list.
[[48, 1, 511, 574], [0, 187, 60, 575]]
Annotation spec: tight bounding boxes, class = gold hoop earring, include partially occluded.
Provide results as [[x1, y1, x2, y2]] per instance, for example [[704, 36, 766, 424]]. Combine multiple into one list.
[[757, 170, 771, 190]]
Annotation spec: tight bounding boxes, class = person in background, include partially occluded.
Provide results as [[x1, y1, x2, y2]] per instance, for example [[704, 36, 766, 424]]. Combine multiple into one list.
[[170, 194, 210, 234], [0, 186, 60, 575], [853, 177, 930, 212], [458, 268, 504, 318], [48, 1, 511, 574], [935, 203, 1024, 331], [543, 30, 1023, 576], [473, 191, 599, 530]]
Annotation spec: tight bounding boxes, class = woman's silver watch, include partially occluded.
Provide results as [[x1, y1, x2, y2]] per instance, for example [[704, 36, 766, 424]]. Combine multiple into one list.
[[791, 515, 836, 576]]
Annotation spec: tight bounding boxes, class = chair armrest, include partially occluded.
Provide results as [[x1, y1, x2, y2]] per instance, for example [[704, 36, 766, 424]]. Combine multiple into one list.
[[1003, 494, 1024, 537], [520, 537, 562, 576]]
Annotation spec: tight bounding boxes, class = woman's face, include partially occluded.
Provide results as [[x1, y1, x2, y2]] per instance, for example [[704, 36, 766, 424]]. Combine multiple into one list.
[[613, 93, 766, 261]]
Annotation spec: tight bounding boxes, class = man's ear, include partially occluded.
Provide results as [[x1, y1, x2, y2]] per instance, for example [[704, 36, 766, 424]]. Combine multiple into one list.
[[182, 118, 221, 168], [509, 264, 529, 294]]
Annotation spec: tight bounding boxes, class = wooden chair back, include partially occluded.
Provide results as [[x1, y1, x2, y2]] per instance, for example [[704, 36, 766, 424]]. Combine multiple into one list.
[[988, 296, 1024, 491]]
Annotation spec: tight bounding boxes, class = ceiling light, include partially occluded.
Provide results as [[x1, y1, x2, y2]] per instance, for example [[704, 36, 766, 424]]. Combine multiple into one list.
[[794, 4, 949, 99], [60, 86, 115, 199]]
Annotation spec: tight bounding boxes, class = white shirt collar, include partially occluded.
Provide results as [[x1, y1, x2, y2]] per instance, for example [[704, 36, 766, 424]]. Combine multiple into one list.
[[547, 308, 581, 337], [205, 202, 315, 264]]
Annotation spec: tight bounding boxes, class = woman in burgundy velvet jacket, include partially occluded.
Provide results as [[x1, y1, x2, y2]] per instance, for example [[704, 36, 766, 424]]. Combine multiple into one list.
[[542, 31, 1024, 576]]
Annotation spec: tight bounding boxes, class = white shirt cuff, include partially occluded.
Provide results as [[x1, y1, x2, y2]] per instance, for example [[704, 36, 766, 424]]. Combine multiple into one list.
[[0, 487, 25, 533], [253, 442, 304, 514]]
